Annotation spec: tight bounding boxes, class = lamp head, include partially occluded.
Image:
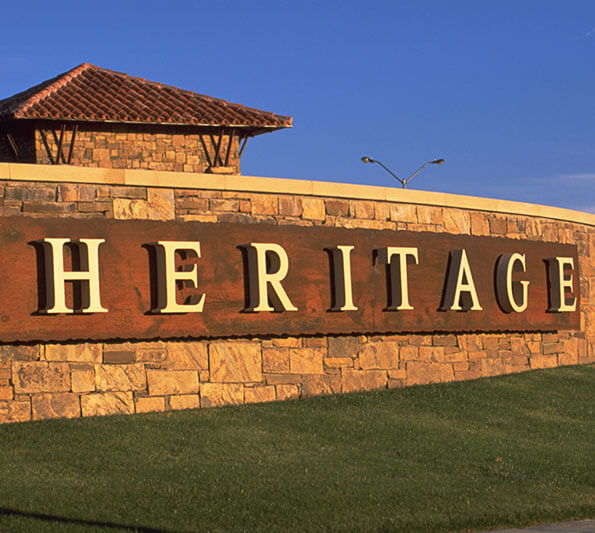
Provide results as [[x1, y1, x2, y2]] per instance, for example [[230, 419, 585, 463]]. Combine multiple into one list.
[[430, 158, 445, 165], [361, 156, 375, 164]]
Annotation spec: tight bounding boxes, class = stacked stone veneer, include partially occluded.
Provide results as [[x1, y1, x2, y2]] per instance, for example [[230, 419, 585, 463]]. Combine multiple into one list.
[[0, 176, 593, 423], [3, 122, 240, 173]]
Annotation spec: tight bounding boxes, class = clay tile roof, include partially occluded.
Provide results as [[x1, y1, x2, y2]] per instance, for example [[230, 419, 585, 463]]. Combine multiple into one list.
[[0, 63, 292, 131]]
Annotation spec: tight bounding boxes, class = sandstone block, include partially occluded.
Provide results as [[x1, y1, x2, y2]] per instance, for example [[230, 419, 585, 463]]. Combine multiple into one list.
[[147, 370, 198, 395], [44, 344, 101, 363], [71, 368, 95, 393], [354, 201, 375, 219], [489, 217, 507, 235], [480, 358, 507, 376], [113, 198, 148, 220], [245, 386, 276, 404], [272, 337, 302, 348], [200, 383, 243, 408], [406, 361, 454, 385], [389, 204, 417, 223], [32, 393, 80, 420], [542, 343, 563, 355], [325, 199, 349, 217], [263, 348, 290, 373], [211, 199, 240, 212], [289, 348, 324, 374], [135, 396, 165, 414], [276, 384, 300, 401], [81, 392, 134, 417], [103, 351, 135, 364], [0, 386, 12, 400], [342, 369, 386, 393], [210, 342, 262, 383], [0, 400, 31, 423], [165, 342, 208, 369], [419, 346, 446, 362], [169, 394, 200, 410], [12, 362, 70, 393], [251, 194, 278, 215], [301, 198, 325, 220], [443, 209, 471, 234], [279, 196, 302, 216], [432, 335, 458, 347], [95, 364, 146, 392], [470, 213, 490, 236], [0, 345, 41, 363], [529, 354, 558, 369], [358, 342, 399, 369], [328, 336, 358, 358], [176, 197, 209, 210], [302, 375, 341, 397], [388, 369, 407, 379], [324, 357, 353, 368], [147, 189, 175, 220], [58, 184, 78, 202], [417, 206, 442, 225], [265, 374, 301, 385], [399, 346, 419, 361]]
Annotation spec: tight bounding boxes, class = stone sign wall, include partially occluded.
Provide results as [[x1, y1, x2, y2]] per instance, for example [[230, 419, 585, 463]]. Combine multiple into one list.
[[0, 163, 593, 423]]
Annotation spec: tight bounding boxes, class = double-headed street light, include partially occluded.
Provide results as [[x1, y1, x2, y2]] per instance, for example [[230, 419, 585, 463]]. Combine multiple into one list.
[[361, 156, 445, 188]]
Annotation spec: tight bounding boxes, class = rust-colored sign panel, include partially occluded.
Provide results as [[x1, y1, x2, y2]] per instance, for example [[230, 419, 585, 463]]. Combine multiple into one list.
[[0, 217, 580, 342]]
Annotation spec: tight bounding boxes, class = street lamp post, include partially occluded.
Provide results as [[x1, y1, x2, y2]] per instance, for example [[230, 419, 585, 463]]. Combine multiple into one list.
[[361, 156, 445, 188]]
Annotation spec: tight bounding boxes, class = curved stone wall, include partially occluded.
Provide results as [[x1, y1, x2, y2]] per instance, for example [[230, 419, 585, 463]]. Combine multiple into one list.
[[0, 163, 593, 423]]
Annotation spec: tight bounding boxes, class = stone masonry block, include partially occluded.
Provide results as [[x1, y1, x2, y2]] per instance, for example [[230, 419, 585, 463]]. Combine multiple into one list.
[[245, 386, 276, 404], [251, 194, 278, 215], [0, 345, 41, 363], [81, 392, 134, 417], [301, 198, 325, 220], [301, 375, 341, 397], [95, 364, 146, 392], [263, 348, 290, 373], [328, 336, 359, 358], [169, 394, 200, 410], [210, 342, 262, 383], [200, 383, 243, 408], [71, 367, 95, 393], [147, 370, 198, 395], [443, 209, 471, 235], [389, 204, 417, 223], [358, 342, 399, 369], [44, 344, 101, 363], [406, 361, 454, 385], [12, 362, 70, 393], [342, 369, 386, 393], [0, 400, 31, 423], [32, 393, 80, 420], [165, 342, 208, 370], [135, 396, 165, 414], [289, 348, 324, 374], [276, 384, 299, 400], [325, 199, 349, 217], [113, 198, 149, 220], [147, 188, 175, 220]]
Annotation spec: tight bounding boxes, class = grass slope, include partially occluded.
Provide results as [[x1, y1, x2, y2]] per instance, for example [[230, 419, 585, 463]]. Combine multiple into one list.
[[0, 364, 593, 532]]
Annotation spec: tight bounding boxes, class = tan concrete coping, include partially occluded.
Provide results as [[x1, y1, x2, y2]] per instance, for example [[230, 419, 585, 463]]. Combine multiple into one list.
[[1, 162, 594, 226]]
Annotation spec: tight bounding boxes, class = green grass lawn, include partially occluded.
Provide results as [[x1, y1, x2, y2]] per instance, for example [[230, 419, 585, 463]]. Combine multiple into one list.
[[0, 364, 593, 532]]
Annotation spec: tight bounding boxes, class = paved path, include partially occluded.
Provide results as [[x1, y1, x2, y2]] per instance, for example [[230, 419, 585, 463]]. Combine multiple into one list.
[[486, 519, 594, 532]]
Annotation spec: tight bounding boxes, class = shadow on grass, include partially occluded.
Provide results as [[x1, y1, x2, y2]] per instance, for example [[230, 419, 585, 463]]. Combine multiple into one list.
[[0, 506, 175, 532]]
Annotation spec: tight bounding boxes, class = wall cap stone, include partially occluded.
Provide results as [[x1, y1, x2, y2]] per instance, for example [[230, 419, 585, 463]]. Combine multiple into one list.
[[1, 162, 593, 226]]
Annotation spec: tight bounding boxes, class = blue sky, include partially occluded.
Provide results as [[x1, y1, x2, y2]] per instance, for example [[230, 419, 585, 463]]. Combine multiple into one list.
[[1, 1, 594, 212]]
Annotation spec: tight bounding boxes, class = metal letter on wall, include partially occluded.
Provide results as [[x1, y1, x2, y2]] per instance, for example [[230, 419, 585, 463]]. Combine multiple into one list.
[[0, 217, 580, 343]]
